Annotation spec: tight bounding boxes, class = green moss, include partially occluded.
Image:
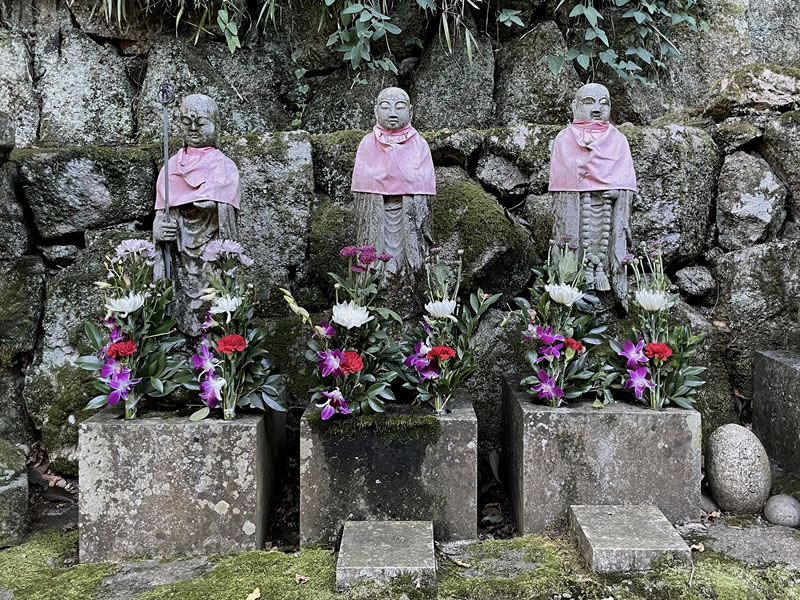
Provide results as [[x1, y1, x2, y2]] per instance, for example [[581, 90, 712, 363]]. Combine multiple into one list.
[[262, 316, 317, 407], [0, 439, 24, 472], [311, 129, 366, 153], [307, 196, 357, 300], [306, 406, 442, 441], [0, 528, 112, 600]]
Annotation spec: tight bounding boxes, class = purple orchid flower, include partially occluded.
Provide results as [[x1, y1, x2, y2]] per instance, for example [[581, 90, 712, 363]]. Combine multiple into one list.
[[418, 361, 440, 383], [200, 372, 225, 408], [317, 388, 351, 420], [536, 343, 564, 363], [192, 344, 220, 377], [404, 341, 431, 371], [530, 369, 564, 404], [420, 320, 433, 335], [624, 367, 655, 399], [534, 326, 565, 346], [312, 321, 335, 339], [317, 349, 346, 378], [108, 369, 141, 405], [619, 340, 647, 370], [101, 358, 124, 379]]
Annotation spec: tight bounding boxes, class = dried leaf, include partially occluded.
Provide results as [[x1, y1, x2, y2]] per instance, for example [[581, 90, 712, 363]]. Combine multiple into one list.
[[246, 589, 261, 600], [295, 574, 309, 585], [488, 450, 501, 483], [690, 542, 704, 552]]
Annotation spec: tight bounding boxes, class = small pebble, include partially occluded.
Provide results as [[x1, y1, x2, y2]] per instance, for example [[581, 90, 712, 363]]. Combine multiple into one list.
[[764, 494, 800, 528]]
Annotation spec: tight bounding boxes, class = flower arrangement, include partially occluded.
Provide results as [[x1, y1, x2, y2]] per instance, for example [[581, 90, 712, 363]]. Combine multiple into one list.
[[398, 250, 501, 412], [502, 238, 606, 407], [282, 244, 403, 420], [602, 242, 706, 409], [77, 239, 187, 419], [189, 240, 286, 420]]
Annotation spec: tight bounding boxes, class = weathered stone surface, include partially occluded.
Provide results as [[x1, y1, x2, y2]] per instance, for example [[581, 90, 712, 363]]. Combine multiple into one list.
[[433, 167, 535, 294], [626, 125, 721, 265], [714, 118, 761, 154], [706, 424, 772, 514], [0, 33, 38, 147], [24, 231, 146, 475], [37, 30, 136, 146], [303, 69, 398, 134], [0, 257, 45, 357], [716, 151, 786, 251], [300, 392, 477, 545], [705, 64, 800, 122], [748, 2, 800, 66], [764, 494, 800, 528], [704, 518, 800, 566], [502, 375, 702, 533], [0, 439, 27, 546], [92, 557, 215, 600], [570, 505, 691, 574], [474, 154, 528, 198], [0, 163, 29, 258], [311, 130, 364, 204], [0, 111, 13, 157], [521, 193, 553, 258], [753, 350, 800, 474], [39, 244, 81, 267], [411, 16, 494, 130], [674, 266, 715, 300], [424, 128, 483, 166], [137, 38, 291, 143], [66, 0, 165, 46], [79, 408, 285, 562], [336, 521, 436, 590], [223, 131, 313, 307], [713, 241, 800, 395], [18, 146, 156, 239], [0, 369, 33, 445], [494, 21, 580, 126], [762, 112, 800, 217]]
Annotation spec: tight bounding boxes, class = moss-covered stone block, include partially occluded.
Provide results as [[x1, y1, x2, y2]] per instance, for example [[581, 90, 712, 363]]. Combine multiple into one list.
[[0, 256, 45, 356], [705, 63, 800, 121], [311, 129, 366, 204], [0, 438, 27, 546]]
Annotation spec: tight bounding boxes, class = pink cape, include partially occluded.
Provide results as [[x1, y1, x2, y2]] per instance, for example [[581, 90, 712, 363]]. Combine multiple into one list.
[[155, 146, 240, 210], [351, 124, 436, 196], [548, 121, 637, 192]]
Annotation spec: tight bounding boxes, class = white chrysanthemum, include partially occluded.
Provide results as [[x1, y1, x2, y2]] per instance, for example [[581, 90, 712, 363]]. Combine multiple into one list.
[[635, 289, 669, 312], [544, 283, 584, 307], [332, 301, 374, 329], [105, 293, 145, 317], [115, 239, 156, 260], [424, 299, 457, 319], [210, 295, 243, 323]]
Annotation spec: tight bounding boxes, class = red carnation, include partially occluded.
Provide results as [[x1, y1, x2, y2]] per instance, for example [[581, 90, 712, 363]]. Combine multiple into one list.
[[644, 342, 672, 361], [217, 334, 247, 355], [565, 337, 584, 354], [427, 345, 456, 362], [341, 351, 364, 374], [106, 340, 137, 358]]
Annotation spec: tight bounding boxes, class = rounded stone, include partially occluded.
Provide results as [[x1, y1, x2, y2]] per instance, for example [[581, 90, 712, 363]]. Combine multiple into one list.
[[764, 494, 800, 528], [706, 424, 772, 514]]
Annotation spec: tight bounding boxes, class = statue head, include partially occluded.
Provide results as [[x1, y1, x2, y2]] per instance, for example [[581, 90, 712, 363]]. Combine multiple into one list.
[[571, 83, 611, 122], [180, 94, 219, 148], [374, 87, 413, 130]]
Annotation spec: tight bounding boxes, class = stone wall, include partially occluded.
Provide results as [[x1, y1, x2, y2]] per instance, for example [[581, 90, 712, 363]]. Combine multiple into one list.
[[1, 2, 799, 474]]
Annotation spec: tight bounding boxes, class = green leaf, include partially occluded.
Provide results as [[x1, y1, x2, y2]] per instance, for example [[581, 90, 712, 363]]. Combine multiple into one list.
[[76, 356, 105, 371], [190, 407, 210, 421], [85, 395, 108, 410], [569, 4, 586, 17], [577, 53, 591, 69], [367, 397, 385, 413], [85, 321, 104, 352], [342, 3, 364, 15], [150, 377, 164, 394], [262, 391, 288, 412], [545, 55, 565, 76]]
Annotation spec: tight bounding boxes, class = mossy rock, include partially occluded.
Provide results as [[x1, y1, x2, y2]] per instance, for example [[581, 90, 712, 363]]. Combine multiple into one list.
[[306, 195, 357, 303], [304, 404, 442, 442], [0, 256, 45, 357], [311, 130, 366, 204], [705, 63, 800, 121]]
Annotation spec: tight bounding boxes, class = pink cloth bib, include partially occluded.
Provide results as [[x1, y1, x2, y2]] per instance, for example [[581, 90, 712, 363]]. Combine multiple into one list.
[[155, 146, 240, 210], [351, 124, 436, 196], [548, 121, 637, 192]]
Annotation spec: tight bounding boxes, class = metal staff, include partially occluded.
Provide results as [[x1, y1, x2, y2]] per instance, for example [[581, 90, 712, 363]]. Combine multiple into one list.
[[157, 74, 176, 280]]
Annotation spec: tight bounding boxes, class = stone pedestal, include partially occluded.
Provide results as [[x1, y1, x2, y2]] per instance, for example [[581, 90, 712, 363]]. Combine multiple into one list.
[[336, 521, 436, 590], [753, 350, 800, 472], [79, 407, 286, 562], [569, 505, 691, 573], [502, 374, 701, 533], [299, 391, 477, 546]]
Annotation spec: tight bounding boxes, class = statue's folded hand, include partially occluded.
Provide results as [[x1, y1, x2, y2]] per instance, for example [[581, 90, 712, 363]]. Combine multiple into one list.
[[154, 218, 178, 242]]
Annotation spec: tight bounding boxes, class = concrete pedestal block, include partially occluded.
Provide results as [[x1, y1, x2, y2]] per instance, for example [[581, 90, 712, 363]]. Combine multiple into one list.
[[336, 521, 436, 590], [299, 391, 477, 546], [79, 407, 286, 562], [753, 350, 800, 472], [569, 505, 691, 573], [502, 374, 701, 533]]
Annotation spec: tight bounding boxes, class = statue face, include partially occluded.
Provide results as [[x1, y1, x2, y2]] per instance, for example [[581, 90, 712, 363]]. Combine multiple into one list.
[[572, 84, 611, 121], [375, 87, 413, 130], [180, 94, 219, 148]]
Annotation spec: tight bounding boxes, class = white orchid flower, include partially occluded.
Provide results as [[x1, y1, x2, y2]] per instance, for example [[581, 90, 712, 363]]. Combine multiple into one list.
[[635, 289, 669, 312], [104, 293, 145, 318], [424, 299, 457, 320], [210, 295, 243, 323], [544, 283, 584, 307], [331, 301, 374, 329]]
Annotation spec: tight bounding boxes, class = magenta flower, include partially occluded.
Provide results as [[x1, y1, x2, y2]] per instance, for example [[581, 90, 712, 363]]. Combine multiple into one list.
[[536, 343, 564, 363], [418, 362, 440, 383], [534, 326, 565, 346], [530, 369, 564, 404], [108, 369, 141, 405], [200, 372, 225, 408], [377, 253, 393, 262], [350, 265, 366, 273], [312, 321, 335, 339], [317, 388, 352, 420], [317, 349, 346, 378], [404, 341, 431, 371], [624, 367, 655, 399], [192, 344, 220, 377], [101, 359, 124, 379], [619, 340, 647, 370], [358, 247, 377, 266], [339, 246, 358, 258]]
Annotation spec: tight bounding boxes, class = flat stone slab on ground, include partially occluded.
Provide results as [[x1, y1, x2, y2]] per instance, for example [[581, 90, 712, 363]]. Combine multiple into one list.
[[336, 521, 436, 590], [702, 517, 800, 567], [570, 505, 691, 574], [753, 350, 800, 472], [502, 374, 702, 533]]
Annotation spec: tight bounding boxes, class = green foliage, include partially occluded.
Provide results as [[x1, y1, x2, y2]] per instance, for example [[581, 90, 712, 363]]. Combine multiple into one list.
[[546, 0, 709, 85]]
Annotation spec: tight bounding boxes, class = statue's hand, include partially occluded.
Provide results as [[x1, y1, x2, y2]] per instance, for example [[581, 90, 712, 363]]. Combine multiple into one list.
[[193, 200, 217, 210], [154, 217, 178, 242]]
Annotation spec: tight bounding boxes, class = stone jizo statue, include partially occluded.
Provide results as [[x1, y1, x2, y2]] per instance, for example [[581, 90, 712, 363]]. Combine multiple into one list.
[[350, 87, 435, 297], [153, 94, 240, 335], [548, 83, 637, 309]]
